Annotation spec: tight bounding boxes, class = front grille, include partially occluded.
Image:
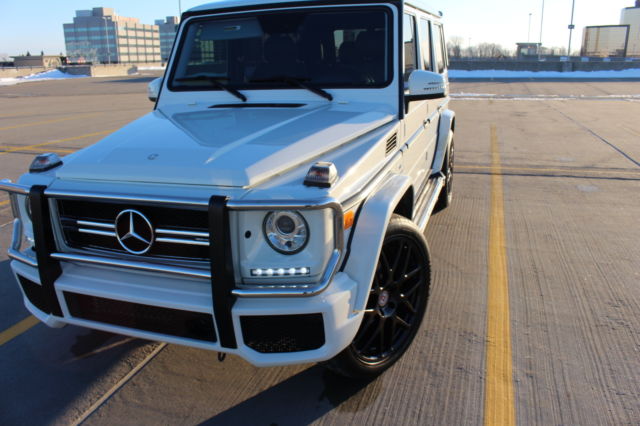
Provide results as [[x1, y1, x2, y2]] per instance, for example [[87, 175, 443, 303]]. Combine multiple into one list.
[[64, 292, 217, 342], [241, 314, 325, 353], [56, 199, 210, 262]]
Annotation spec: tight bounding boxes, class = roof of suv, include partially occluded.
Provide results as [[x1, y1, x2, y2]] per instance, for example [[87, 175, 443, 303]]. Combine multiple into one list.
[[186, 0, 442, 18]]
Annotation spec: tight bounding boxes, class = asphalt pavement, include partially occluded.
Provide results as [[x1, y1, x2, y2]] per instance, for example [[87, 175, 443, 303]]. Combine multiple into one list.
[[0, 75, 639, 425]]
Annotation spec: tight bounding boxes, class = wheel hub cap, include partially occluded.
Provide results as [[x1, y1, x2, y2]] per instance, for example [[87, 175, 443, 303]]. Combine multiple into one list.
[[378, 290, 390, 308]]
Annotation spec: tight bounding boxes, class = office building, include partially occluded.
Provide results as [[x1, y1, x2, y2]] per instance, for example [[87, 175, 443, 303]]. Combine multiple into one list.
[[155, 16, 180, 62], [63, 7, 161, 63], [621, 3, 640, 56], [580, 1, 640, 57]]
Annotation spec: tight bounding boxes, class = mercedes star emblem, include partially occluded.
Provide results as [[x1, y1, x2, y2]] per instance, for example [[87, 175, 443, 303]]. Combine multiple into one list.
[[115, 209, 154, 255]]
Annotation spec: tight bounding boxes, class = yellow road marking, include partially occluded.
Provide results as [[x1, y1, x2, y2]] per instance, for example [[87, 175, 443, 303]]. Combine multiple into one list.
[[0, 200, 9, 207], [0, 145, 75, 154], [0, 130, 114, 156], [458, 164, 640, 177], [0, 113, 101, 131], [484, 124, 516, 426], [0, 315, 39, 346]]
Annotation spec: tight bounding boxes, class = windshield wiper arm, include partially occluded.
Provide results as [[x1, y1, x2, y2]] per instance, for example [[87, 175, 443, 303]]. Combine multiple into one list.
[[175, 76, 247, 102], [251, 76, 333, 101]]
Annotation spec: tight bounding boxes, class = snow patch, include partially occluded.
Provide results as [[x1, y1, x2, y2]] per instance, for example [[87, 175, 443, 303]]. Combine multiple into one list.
[[449, 68, 640, 79], [0, 69, 89, 86]]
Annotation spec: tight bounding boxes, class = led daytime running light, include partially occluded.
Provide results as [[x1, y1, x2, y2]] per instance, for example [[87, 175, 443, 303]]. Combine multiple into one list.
[[251, 267, 310, 277]]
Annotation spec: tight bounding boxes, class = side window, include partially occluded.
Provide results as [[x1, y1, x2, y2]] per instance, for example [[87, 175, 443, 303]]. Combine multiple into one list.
[[419, 19, 432, 71], [433, 23, 446, 74], [403, 14, 417, 85]]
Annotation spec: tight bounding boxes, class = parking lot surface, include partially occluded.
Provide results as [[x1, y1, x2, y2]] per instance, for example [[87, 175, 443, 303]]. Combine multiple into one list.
[[1, 75, 639, 425]]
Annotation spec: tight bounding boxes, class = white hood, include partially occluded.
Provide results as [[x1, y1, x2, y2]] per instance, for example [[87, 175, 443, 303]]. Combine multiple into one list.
[[58, 103, 393, 188]]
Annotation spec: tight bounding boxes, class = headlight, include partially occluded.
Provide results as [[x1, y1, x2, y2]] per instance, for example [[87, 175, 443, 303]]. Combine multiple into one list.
[[262, 210, 309, 254], [10, 194, 35, 248]]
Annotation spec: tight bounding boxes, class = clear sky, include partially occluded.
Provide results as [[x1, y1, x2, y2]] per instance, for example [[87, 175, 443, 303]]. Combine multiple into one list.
[[0, 0, 634, 57]]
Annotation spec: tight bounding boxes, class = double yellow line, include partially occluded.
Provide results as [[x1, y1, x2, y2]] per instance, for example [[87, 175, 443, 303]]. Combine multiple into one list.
[[0, 113, 100, 131], [0, 316, 39, 346], [484, 124, 516, 425], [0, 130, 113, 157]]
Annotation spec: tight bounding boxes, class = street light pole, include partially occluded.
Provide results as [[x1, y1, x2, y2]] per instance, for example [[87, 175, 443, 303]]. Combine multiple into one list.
[[539, 0, 545, 45], [528, 13, 532, 42], [568, 0, 576, 56]]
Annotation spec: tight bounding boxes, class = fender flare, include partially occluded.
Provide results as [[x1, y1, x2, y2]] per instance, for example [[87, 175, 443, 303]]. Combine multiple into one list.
[[431, 108, 455, 175], [342, 174, 412, 312]]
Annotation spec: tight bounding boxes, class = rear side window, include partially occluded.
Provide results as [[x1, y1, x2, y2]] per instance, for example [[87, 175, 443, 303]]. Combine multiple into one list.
[[433, 23, 446, 74], [419, 18, 432, 71], [403, 14, 417, 84]]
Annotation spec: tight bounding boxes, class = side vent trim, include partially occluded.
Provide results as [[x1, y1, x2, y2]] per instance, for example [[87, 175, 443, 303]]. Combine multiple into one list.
[[385, 133, 397, 156]]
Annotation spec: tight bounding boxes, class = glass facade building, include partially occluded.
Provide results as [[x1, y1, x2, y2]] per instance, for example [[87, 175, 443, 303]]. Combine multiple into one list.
[[621, 5, 640, 56], [155, 16, 180, 63], [63, 7, 162, 63]]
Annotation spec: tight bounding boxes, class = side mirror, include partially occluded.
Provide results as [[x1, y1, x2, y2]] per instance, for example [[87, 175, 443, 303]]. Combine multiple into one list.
[[147, 77, 162, 102], [406, 70, 448, 101]]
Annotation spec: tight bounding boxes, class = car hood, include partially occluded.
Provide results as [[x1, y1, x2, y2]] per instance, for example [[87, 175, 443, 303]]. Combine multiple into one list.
[[58, 104, 394, 188]]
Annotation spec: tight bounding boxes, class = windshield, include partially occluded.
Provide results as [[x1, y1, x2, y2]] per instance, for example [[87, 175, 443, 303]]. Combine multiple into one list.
[[169, 7, 392, 91]]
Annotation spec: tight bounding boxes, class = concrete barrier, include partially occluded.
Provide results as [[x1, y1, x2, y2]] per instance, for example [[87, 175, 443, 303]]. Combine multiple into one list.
[[0, 67, 47, 78], [59, 64, 137, 77]]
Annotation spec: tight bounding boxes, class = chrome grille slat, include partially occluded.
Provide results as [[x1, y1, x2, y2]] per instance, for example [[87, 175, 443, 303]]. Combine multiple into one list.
[[156, 228, 209, 239], [78, 228, 117, 237], [156, 237, 210, 246], [76, 220, 115, 229]]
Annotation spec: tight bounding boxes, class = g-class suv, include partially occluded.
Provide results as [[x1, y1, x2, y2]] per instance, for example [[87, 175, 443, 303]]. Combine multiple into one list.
[[2, 0, 454, 378]]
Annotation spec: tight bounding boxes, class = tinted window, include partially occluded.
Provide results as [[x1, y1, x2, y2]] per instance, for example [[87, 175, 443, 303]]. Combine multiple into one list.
[[433, 23, 446, 74], [170, 8, 392, 90], [403, 14, 417, 84], [419, 19, 432, 71]]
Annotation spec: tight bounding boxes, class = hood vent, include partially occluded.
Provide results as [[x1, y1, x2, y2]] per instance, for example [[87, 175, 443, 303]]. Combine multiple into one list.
[[385, 133, 397, 156]]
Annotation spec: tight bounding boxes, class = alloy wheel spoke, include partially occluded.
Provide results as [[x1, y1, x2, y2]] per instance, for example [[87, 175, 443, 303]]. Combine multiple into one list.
[[393, 315, 411, 329], [396, 266, 422, 288], [400, 296, 417, 314]]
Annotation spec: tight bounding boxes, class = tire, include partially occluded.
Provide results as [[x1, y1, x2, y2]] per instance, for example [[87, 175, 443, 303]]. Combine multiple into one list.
[[434, 137, 454, 213], [324, 214, 431, 379]]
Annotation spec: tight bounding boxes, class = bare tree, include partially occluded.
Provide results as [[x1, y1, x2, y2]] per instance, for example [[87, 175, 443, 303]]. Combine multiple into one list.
[[447, 36, 464, 59], [474, 43, 512, 58]]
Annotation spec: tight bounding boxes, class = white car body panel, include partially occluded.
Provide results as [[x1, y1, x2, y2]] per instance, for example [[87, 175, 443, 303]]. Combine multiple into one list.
[[1, 0, 454, 368]]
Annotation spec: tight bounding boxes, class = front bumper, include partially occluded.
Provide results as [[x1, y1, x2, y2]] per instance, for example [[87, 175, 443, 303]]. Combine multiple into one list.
[[11, 258, 362, 366], [2, 180, 363, 367]]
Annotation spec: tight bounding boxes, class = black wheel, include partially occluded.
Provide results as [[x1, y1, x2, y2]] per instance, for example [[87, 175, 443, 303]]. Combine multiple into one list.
[[325, 215, 431, 379], [434, 137, 454, 213]]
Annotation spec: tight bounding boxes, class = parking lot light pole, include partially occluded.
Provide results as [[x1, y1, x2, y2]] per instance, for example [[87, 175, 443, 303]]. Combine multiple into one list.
[[538, 0, 545, 59], [568, 0, 576, 56]]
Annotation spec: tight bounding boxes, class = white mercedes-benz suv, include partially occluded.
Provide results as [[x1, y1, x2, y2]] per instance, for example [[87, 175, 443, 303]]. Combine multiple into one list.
[[2, 0, 455, 378]]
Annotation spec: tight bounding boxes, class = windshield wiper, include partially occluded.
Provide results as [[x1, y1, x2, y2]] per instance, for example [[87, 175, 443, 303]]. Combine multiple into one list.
[[250, 76, 333, 101], [175, 76, 247, 102]]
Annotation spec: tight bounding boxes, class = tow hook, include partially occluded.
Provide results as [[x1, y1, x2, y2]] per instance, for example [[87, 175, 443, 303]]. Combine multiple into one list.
[[217, 352, 226, 362]]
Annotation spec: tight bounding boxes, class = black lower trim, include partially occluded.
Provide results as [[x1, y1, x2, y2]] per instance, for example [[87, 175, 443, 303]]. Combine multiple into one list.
[[241, 314, 325, 353], [17, 275, 48, 313], [29, 186, 63, 316], [64, 292, 217, 342], [208, 196, 237, 349]]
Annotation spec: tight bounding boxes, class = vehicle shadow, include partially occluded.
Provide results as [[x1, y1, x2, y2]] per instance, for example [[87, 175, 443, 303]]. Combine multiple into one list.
[[97, 76, 161, 84], [201, 365, 383, 425]]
